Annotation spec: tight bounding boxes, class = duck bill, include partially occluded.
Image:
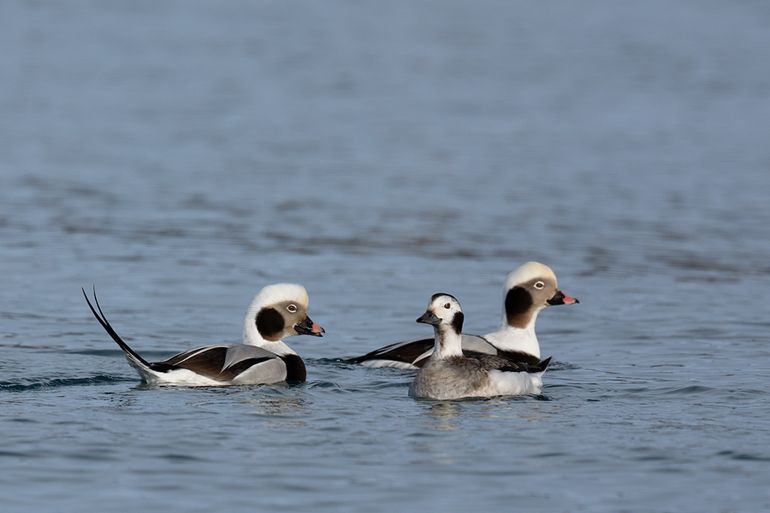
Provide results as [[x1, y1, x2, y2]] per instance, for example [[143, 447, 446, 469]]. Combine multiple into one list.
[[294, 316, 325, 337], [416, 311, 441, 326], [547, 290, 579, 306]]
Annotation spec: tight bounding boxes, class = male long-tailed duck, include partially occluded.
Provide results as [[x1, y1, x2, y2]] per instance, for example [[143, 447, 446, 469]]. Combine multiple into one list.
[[409, 293, 551, 400], [348, 262, 577, 369], [82, 283, 324, 386]]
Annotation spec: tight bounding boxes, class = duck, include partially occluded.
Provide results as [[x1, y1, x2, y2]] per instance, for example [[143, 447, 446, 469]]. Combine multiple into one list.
[[82, 283, 324, 386], [409, 293, 551, 400], [347, 262, 577, 369]]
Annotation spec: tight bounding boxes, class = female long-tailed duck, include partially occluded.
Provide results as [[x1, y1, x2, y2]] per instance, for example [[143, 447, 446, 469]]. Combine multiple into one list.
[[348, 262, 577, 369], [82, 283, 324, 386], [409, 293, 551, 400]]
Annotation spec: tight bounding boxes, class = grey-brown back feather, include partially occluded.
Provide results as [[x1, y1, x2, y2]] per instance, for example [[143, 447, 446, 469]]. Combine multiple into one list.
[[159, 344, 281, 381]]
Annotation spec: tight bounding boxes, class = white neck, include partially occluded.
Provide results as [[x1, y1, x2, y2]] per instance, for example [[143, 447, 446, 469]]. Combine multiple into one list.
[[258, 339, 296, 356], [485, 313, 541, 357], [431, 326, 464, 360]]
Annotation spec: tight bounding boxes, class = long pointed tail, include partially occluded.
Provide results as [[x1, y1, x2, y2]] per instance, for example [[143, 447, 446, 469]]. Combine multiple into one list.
[[82, 287, 152, 371]]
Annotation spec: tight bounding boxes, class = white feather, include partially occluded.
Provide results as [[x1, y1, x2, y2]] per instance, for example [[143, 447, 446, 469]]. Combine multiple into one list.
[[242, 283, 309, 348], [503, 261, 558, 292], [360, 359, 418, 370], [483, 324, 541, 358], [485, 369, 543, 396]]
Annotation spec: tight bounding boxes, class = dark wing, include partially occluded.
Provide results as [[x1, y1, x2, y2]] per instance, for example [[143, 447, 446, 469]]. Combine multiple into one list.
[[163, 346, 215, 366], [492, 349, 544, 367], [471, 354, 552, 374], [346, 338, 435, 367], [348, 333, 502, 368], [157, 345, 279, 381]]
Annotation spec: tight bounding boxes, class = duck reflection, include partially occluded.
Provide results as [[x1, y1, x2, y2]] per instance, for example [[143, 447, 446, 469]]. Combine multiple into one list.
[[425, 402, 461, 431], [242, 389, 310, 429]]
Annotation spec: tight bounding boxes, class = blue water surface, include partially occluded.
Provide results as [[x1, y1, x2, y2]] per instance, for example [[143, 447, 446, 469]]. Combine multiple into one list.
[[1, 1, 769, 512]]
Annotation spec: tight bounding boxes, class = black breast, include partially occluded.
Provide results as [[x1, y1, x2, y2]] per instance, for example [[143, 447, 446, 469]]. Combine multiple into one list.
[[280, 354, 307, 383]]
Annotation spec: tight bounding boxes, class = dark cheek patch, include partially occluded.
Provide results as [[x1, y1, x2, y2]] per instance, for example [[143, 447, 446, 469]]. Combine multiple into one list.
[[506, 287, 533, 315], [451, 311, 464, 334], [256, 307, 285, 340], [505, 287, 534, 328]]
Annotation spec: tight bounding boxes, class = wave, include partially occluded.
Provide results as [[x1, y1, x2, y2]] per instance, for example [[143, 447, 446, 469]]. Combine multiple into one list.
[[0, 374, 132, 392]]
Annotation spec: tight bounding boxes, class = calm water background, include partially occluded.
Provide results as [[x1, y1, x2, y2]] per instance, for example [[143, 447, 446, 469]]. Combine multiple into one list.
[[1, 1, 769, 511]]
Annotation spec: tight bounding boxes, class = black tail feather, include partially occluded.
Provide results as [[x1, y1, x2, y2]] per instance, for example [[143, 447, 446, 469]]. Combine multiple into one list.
[[82, 287, 151, 369], [536, 356, 552, 373]]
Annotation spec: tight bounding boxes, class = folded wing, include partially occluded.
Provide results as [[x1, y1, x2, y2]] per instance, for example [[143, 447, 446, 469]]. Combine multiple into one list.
[[158, 344, 283, 382], [348, 334, 530, 369]]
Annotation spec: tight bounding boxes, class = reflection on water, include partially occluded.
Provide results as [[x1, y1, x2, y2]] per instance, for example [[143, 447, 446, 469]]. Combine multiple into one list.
[[246, 393, 310, 430], [424, 402, 461, 431]]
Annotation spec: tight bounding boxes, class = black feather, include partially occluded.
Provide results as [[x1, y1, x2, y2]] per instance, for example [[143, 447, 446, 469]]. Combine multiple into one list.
[[431, 292, 458, 302], [82, 287, 152, 369], [451, 312, 464, 335]]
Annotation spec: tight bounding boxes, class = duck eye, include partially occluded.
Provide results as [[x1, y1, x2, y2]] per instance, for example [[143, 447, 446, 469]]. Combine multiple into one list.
[[534, 281, 545, 290], [287, 304, 298, 313], [444, 303, 451, 309]]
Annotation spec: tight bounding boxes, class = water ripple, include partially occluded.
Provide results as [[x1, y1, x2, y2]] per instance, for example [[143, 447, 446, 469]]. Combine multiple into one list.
[[661, 385, 714, 395], [0, 375, 132, 392], [717, 450, 770, 462]]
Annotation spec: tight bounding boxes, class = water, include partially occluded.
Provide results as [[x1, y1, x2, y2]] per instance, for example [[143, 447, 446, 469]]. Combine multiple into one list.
[[1, 0, 770, 511]]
